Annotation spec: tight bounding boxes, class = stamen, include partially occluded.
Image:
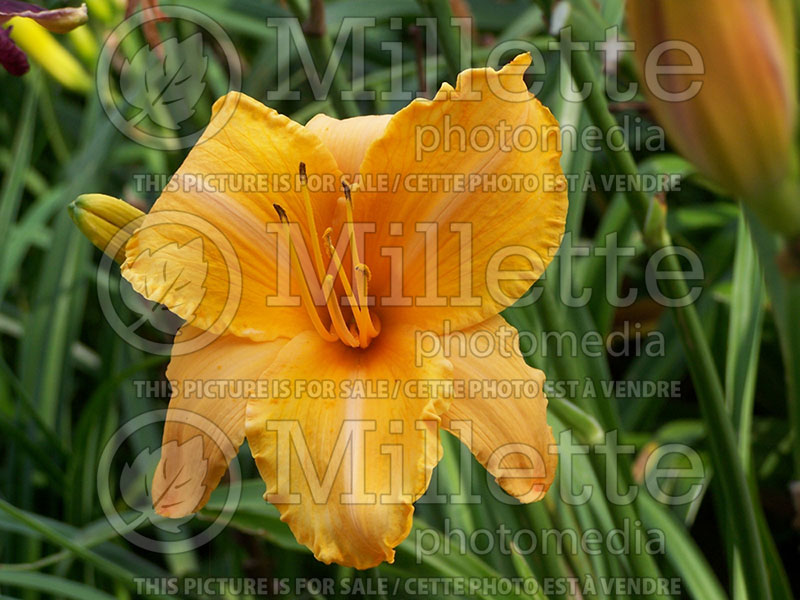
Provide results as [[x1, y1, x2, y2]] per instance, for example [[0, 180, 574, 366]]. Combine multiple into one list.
[[322, 275, 359, 347], [273, 204, 337, 343], [323, 227, 374, 343], [323, 228, 357, 301], [298, 163, 326, 281], [342, 182, 368, 305], [342, 182, 380, 341]]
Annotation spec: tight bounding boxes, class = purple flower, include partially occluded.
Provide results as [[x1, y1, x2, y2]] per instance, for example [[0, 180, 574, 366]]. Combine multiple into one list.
[[0, 1, 87, 76], [0, 25, 26, 75]]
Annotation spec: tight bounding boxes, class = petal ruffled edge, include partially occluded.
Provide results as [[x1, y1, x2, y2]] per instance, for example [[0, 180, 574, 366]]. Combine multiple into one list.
[[354, 53, 568, 334], [441, 315, 557, 502]]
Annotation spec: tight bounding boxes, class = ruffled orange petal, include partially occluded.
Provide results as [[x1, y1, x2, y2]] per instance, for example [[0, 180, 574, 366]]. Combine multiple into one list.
[[441, 315, 557, 502], [305, 113, 393, 177], [122, 92, 343, 341], [153, 326, 288, 517], [356, 53, 567, 334], [245, 326, 451, 568]]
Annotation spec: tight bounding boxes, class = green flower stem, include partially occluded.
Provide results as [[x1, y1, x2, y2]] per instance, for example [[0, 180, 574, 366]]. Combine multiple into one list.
[[283, 0, 306, 20], [570, 49, 771, 600], [286, 0, 361, 118], [417, 0, 470, 81], [525, 501, 583, 589]]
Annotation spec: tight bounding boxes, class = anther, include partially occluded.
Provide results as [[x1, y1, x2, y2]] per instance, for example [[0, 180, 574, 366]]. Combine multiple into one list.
[[354, 263, 371, 281], [322, 227, 334, 257], [342, 180, 352, 202], [273, 203, 288, 223]]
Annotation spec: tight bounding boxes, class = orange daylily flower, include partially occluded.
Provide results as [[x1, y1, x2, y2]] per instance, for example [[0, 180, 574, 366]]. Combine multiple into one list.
[[94, 53, 566, 568]]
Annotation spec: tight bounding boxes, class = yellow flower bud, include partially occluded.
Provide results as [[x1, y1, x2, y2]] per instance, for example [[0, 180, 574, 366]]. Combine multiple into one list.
[[68, 194, 144, 263], [7, 17, 91, 92], [628, 0, 800, 236], [67, 24, 97, 65]]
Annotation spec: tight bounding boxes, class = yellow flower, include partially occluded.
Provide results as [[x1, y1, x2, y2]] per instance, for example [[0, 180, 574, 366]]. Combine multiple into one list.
[[628, 0, 800, 235], [81, 54, 567, 568], [0, 2, 90, 89]]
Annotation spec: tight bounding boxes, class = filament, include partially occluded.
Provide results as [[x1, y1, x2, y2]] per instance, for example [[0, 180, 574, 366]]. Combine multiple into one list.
[[273, 203, 337, 343]]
